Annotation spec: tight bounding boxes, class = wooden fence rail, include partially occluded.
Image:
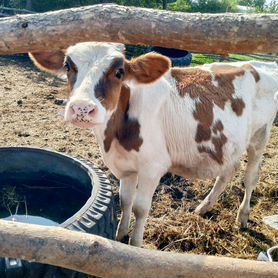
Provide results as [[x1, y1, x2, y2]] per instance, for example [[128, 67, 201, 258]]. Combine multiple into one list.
[[0, 4, 278, 55], [0, 220, 277, 278]]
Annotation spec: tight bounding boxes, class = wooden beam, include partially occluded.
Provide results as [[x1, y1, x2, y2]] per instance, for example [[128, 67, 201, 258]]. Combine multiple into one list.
[[0, 4, 278, 55], [0, 220, 277, 278]]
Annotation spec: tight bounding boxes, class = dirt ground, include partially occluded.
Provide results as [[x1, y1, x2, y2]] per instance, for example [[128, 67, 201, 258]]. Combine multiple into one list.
[[0, 55, 277, 260]]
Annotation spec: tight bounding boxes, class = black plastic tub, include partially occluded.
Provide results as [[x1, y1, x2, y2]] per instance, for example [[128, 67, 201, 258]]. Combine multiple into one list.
[[150, 46, 192, 67], [0, 147, 116, 278]]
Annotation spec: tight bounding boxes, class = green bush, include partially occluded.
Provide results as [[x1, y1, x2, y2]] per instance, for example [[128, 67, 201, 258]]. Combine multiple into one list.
[[169, 0, 239, 13], [193, 0, 238, 12], [238, 0, 265, 9], [168, 0, 192, 12]]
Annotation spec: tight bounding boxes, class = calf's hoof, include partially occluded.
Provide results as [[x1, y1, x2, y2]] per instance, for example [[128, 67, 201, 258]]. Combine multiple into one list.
[[129, 237, 143, 247], [195, 202, 212, 216], [120, 234, 130, 244], [236, 210, 249, 229], [116, 231, 129, 244]]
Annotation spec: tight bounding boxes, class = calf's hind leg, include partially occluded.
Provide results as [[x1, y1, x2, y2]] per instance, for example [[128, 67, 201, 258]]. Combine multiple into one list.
[[195, 166, 237, 216], [236, 124, 271, 228]]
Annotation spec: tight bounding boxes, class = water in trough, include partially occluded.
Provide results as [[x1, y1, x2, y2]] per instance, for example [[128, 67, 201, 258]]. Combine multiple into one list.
[[0, 179, 90, 226]]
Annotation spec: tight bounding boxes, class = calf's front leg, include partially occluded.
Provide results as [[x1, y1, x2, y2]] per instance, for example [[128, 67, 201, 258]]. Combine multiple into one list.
[[116, 174, 138, 242], [130, 171, 162, 247]]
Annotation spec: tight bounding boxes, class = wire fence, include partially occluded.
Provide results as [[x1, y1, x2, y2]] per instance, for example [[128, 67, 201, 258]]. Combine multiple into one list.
[[0, 7, 34, 17]]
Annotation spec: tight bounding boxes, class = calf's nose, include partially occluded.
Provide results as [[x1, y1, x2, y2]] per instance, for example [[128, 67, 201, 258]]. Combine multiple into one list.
[[71, 103, 96, 116]]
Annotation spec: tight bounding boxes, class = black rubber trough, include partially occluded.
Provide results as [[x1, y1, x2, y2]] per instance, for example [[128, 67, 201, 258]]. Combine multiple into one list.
[[0, 147, 116, 278]]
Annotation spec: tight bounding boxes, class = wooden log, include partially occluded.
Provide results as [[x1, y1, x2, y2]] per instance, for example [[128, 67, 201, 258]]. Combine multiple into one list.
[[0, 4, 278, 55], [0, 220, 277, 278]]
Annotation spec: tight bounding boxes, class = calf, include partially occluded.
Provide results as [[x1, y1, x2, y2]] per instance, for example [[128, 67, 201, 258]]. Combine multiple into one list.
[[30, 42, 278, 247]]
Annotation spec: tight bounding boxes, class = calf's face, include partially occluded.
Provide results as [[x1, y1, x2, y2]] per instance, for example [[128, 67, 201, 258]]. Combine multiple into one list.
[[30, 42, 170, 129]]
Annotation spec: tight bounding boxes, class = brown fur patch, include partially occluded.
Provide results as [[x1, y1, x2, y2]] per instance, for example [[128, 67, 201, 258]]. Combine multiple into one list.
[[231, 98, 245, 116], [65, 56, 78, 93], [103, 85, 143, 152], [211, 65, 245, 91], [171, 64, 250, 164], [212, 120, 224, 134], [126, 52, 171, 83], [195, 124, 211, 143], [193, 101, 214, 129], [29, 51, 65, 73], [242, 64, 260, 82], [95, 57, 125, 111], [198, 120, 227, 164], [198, 133, 227, 165]]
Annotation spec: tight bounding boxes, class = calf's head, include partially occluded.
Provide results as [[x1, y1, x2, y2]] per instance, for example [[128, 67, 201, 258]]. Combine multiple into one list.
[[30, 42, 170, 129]]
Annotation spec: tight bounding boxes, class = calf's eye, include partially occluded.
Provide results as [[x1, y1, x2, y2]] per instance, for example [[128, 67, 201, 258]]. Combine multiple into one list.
[[115, 68, 125, 79], [64, 61, 70, 72]]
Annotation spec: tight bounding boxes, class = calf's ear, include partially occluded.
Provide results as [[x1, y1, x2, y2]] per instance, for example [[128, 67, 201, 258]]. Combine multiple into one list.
[[29, 50, 65, 74], [126, 52, 171, 83]]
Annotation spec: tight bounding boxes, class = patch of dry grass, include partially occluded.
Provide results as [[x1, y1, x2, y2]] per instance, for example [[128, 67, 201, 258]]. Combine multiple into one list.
[[0, 55, 277, 260]]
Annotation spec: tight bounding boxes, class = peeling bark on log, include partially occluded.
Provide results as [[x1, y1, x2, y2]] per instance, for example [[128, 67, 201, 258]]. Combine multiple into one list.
[[0, 220, 277, 278], [0, 4, 278, 55]]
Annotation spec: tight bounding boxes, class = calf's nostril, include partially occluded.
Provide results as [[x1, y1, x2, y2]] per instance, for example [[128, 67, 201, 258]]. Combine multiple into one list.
[[70, 104, 97, 117], [88, 106, 97, 116]]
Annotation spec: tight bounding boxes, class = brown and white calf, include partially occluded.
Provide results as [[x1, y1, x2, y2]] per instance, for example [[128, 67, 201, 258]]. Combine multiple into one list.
[[30, 42, 278, 247]]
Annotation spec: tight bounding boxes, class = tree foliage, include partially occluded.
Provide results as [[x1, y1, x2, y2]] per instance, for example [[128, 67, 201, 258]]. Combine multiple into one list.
[[238, 0, 278, 13], [238, 0, 265, 9], [169, 0, 239, 13], [0, 0, 162, 11], [265, 0, 278, 12], [168, 0, 192, 12], [1, 0, 277, 13]]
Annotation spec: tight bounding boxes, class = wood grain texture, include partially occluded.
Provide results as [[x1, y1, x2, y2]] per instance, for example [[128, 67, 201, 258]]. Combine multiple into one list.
[[0, 4, 278, 55], [0, 220, 277, 278]]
